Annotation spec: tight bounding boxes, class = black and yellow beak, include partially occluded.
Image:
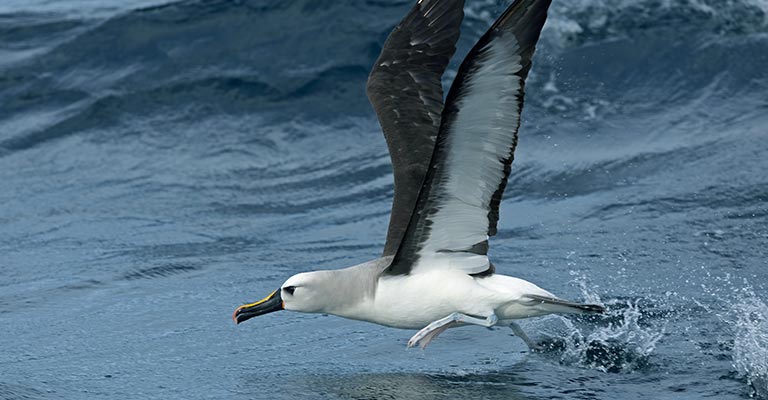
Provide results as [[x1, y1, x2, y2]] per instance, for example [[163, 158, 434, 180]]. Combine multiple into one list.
[[233, 289, 284, 324]]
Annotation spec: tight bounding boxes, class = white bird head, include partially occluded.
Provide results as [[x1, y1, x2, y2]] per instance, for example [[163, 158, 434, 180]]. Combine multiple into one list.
[[232, 271, 333, 324]]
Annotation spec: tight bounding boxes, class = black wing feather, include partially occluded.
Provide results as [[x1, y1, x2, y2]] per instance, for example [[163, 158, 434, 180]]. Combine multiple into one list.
[[367, 0, 465, 257]]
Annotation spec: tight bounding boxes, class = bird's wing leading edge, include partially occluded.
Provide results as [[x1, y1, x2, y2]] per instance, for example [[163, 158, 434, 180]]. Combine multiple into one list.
[[385, 0, 552, 276], [367, 0, 465, 257]]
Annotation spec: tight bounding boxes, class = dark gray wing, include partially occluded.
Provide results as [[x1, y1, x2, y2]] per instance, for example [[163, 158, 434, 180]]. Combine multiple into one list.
[[385, 0, 552, 276], [367, 0, 465, 257]]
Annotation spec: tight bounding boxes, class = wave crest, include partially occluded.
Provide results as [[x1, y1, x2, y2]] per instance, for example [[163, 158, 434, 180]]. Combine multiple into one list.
[[468, 0, 768, 46]]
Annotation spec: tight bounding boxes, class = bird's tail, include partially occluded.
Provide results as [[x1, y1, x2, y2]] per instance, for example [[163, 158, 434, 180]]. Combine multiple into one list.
[[525, 294, 605, 315]]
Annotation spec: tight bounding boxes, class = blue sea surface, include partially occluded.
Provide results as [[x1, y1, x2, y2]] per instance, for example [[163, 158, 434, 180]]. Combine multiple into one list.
[[1, 0, 768, 399]]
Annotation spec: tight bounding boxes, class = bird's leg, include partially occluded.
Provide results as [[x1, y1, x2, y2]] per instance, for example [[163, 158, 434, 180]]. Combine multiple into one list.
[[408, 312, 498, 349], [508, 321, 541, 351]]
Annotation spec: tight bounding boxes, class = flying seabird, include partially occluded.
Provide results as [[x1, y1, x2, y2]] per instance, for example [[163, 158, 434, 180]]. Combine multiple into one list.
[[233, 0, 604, 350]]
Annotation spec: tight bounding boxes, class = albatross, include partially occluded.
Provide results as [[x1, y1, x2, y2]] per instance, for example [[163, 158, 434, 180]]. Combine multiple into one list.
[[233, 0, 604, 350]]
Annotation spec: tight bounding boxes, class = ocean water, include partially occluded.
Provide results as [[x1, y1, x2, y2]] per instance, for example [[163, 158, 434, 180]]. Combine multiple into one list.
[[1, 0, 767, 399]]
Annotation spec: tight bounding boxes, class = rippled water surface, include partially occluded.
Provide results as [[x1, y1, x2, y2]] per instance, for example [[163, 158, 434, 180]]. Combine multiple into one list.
[[1, 0, 767, 399]]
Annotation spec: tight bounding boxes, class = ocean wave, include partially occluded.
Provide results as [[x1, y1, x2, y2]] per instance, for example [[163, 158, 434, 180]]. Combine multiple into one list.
[[468, 0, 768, 46], [3, 0, 765, 128]]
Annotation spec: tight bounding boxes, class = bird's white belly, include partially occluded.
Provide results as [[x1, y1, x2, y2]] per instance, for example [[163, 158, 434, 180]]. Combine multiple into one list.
[[358, 270, 501, 329], [331, 271, 557, 329]]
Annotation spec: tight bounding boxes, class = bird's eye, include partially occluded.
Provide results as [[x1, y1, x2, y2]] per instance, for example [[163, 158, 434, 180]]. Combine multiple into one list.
[[283, 286, 296, 295]]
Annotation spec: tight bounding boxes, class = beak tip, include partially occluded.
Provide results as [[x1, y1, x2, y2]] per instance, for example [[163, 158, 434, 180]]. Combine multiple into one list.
[[232, 307, 242, 324]]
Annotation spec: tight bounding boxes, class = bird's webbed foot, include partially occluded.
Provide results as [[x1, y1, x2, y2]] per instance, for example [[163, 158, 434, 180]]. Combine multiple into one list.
[[508, 321, 541, 351], [407, 312, 498, 349]]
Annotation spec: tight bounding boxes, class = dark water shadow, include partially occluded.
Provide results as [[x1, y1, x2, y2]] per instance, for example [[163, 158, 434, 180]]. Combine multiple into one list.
[[277, 370, 542, 400], [533, 337, 655, 374]]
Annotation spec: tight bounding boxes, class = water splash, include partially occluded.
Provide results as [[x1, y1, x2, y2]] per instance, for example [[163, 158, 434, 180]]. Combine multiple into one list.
[[691, 274, 768, 399], [696, 275, 768, 398], [731, 294, 768, 398], [553, 300, 664, 373], [535, 274, 665, 373]]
